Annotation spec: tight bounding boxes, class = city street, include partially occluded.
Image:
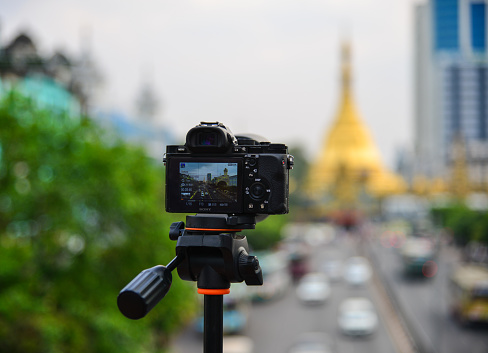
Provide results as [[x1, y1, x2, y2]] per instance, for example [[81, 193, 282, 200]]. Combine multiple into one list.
[[171, 224, 488, 353], [171, 229, 397, 353], [367, 230, 488, 353]]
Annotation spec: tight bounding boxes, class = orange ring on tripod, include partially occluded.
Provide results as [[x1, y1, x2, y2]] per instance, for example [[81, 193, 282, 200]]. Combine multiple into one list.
[[197, 288, 230, 295], [186, 228, 243, 232]]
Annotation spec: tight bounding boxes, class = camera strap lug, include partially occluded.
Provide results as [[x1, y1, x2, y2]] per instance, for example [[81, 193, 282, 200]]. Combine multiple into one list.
[[287, 155, 294, 169]]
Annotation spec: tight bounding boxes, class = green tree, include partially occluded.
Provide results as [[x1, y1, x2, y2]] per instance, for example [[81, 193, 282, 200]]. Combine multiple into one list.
[[246, 215, 288, 251], [472, 212, 488, 244], [0, 91, 196, 353], [431, 204, 488, 246]]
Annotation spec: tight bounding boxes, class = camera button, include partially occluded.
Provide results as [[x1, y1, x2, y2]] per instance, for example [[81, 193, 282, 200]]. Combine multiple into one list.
[[248, 203, 254, 209], [250, 182, 266, 200]]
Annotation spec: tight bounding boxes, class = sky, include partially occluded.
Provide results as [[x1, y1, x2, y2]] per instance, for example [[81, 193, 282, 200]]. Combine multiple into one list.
[[1, 0, 417, 167], [182, 162, 238, 181]]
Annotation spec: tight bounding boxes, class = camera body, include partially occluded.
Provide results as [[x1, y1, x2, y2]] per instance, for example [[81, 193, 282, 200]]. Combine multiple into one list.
[[164, 122, 294, 215]]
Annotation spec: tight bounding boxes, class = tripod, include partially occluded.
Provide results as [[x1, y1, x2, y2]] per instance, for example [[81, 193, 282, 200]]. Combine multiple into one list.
[[117, 214, 263, 353]]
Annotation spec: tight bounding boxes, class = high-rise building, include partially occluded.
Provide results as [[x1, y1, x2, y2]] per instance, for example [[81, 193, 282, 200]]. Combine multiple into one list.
[[414, 0, 488, 189]]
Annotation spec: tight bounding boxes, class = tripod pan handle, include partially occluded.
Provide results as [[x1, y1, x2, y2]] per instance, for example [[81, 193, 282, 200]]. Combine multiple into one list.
[[117, 265, 172, 320]]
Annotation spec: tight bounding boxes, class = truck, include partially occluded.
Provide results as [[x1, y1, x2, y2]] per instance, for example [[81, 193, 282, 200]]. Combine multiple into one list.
[[449, 264, 488, 325]]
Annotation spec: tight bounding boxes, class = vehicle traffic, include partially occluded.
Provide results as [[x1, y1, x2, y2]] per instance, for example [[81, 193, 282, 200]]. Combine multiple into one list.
[[337, 297, 378, 336], [343, 256, 372, 286], [449, 264, 488, 325], [400, 237, 436, 276], [296, 272, 331, 305]]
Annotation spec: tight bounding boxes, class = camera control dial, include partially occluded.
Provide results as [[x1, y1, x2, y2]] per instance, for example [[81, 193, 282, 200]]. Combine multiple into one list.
[[250, 182, 266, 200]]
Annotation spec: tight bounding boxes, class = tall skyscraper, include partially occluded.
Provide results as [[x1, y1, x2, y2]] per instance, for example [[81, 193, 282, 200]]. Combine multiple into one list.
[[414, 0, 488, 189]]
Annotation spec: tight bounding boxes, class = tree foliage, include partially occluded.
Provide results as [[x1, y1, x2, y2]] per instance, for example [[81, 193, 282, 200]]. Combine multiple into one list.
[[0, 91, 196, 353], [246, 215, 288, 251], [431, 204, 488, 246]]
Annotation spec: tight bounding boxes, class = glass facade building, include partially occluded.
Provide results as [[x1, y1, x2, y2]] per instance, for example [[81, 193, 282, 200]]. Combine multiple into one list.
[[414, 0, 488, 186], [471, 3, 486, 52], [434, 0, 460, 51]]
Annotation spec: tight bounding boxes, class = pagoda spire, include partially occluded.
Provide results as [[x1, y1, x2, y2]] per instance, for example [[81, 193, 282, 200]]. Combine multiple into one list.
[[341, 40, 352, 93], [306, 40, 405, 205]]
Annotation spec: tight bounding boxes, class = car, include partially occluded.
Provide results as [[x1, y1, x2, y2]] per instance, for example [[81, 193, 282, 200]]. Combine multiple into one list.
[[288, 332, 335, 353], [296, 273, 331, 305], [343, 256, 371, 286], [289, 255, 310, 281], [337, 297, 378, 336]]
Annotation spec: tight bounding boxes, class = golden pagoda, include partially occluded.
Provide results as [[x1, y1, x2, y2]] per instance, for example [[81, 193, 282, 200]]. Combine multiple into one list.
[[307, 41, 405, 208]]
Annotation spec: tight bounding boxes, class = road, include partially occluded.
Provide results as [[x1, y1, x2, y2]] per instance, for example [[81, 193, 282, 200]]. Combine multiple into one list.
[[366, 228, 488, 353], [170, 223, 488, 353], [171, 230, 397, 353], [193, 184, 236, 202]]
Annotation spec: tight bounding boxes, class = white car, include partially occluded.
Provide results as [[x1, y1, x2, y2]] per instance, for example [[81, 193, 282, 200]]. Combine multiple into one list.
[[337, 297, 378, 336], [343, 256, 371, 286], [296, 273, 331, 305]]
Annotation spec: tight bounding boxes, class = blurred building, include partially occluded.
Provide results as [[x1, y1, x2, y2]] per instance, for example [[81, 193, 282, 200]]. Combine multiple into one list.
[[95, 108, 175, 159], [414, 0, 488, 192], [307, 41, 405, 220], [135, 76, 159, 123], [0, 31, 102, 115], [0, 30, 173, 159]]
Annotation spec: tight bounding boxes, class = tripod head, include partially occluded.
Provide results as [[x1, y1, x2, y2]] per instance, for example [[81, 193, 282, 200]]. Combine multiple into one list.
[[117, 214, 263, 320]]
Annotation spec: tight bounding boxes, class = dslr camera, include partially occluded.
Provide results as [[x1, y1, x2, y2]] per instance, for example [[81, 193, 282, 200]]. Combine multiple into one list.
[[164, 122, 294, 215]]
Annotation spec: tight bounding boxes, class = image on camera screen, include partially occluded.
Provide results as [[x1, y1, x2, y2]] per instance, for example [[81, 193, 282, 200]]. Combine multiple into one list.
[[179, 162, 238, 206]]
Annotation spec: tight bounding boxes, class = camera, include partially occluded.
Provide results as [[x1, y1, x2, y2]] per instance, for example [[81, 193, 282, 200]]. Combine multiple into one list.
[[164, 122, 294, 215]]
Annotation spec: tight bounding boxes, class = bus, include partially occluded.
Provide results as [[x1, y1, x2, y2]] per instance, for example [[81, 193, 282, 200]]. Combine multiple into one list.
[[449, 264, 488, 325], [400, 237, 436, 276]]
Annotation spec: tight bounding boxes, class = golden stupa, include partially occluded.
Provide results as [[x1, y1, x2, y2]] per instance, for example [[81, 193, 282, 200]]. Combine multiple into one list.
[[307, 41, 405, 206]]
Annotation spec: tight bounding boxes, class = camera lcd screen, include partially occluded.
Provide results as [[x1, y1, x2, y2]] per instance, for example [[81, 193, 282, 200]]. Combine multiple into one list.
[[166, 158, 242, 213]]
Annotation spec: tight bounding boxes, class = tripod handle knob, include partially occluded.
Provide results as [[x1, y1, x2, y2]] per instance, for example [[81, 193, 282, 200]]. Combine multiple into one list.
[[238, 251, 263, 286], [169, 221, 185, 240], [117, 265, 172, 320]]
